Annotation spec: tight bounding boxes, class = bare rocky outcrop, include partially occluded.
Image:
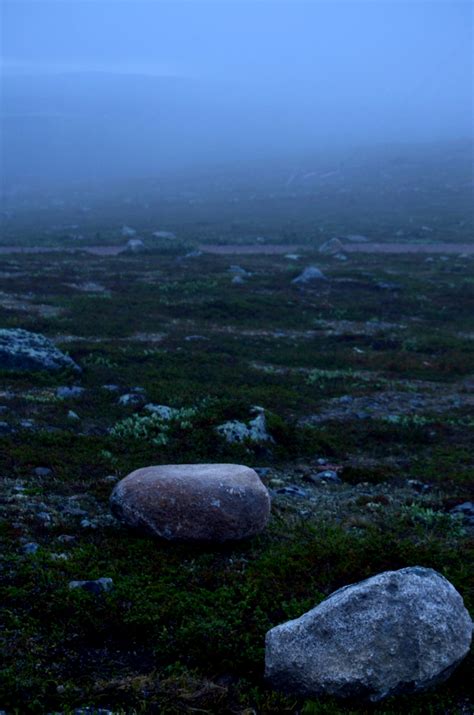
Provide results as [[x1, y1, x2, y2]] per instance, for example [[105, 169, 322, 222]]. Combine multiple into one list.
[[0, 329, 81, 372], [265, 567, 472, 701], [110, 463, 271, 542]]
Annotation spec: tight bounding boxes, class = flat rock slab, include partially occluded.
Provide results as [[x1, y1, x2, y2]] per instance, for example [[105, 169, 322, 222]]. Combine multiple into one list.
[[0, 329, 80, 372], [110, 463, 271, 542], [265, 566, 472, 701]]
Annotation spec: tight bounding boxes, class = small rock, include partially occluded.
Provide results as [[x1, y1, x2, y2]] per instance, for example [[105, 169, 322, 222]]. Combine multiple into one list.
[[292, 266, 327, 285], [121, 225, 137, 237], [407, 479, 431, 493], [124, 238, 145, 253], [22, 542, 39, 554], [19, 419, 35, 429], [80, 518, 96, 529], [376, 281, 401, 291], [309, 470, 341, 484], [216, 409, 273, 444], [265, 567, 473, 701], [57, 534, 76, 543], [144, 404, 179, 419], [56, 386, 85, 399], [69, 577, 114, 594], [319, 237, 344, 255], [67, 410, 80, 421], [33, 467, 52, 477], [450, 501, 474, 517], [450, 502, 474, 525], [118, 393, 145, 407], [275, 485, 308, 498], [102, 384, 120, 392], [228, 265, 250, 276], [0, 328, 81, 372], [36, 511, 51, 524], [110, 463, 271, 542]]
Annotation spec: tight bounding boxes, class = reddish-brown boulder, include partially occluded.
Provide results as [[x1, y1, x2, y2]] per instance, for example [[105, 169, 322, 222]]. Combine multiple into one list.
[[110, 463, 271, 542]]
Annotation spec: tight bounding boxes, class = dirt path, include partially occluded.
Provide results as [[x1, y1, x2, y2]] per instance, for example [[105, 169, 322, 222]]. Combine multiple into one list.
[[0, 245, 125, 256], [1, 241, 472, 256], [202, 242, 474, 255], [343, 242, 474, 255], [199, 244, 308, 255]]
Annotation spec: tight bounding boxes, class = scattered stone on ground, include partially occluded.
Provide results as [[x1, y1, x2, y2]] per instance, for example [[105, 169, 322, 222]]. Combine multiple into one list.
[[144, 404, 180, 419], [110, 463, 271, 542], [275, 485, 308, 498], [0, 329, 81, 372], [265, 567, 473, 701], [308, 470, 341, 484], [33, 467, 52, 477], [120, 225, 137, 237], [118, 392, 146, 407], [124, 238, 145, 253], [450, 502, 474, 526], [303, 379, 474, 424], [152, 230, 176, 239], [56, 386, 85, 399], [22, 542, 39, 555], [216, 408, 274, 444], [69, 577, 114, 594], [228, 264, 251, 276], [292, 266, 327, 284], [319, 237, 344, 255]]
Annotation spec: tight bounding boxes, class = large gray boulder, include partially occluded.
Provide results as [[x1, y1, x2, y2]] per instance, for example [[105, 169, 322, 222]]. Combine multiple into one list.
[[265, 567, 472, 702], [110, 463, 271, 542], [0, 329, 80, 372]]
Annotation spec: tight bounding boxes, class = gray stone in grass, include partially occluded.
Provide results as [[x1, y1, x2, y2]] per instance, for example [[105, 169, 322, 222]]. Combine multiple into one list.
[[0, 329, 80, 372], [69, 577, 113, 594], [265, 567, 472, 702], [292, 266, 327, 284]]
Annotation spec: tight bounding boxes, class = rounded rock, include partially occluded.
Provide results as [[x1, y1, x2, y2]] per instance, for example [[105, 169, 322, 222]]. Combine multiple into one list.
[[110, 463, 271, 542], [265, 566, 473, 701]]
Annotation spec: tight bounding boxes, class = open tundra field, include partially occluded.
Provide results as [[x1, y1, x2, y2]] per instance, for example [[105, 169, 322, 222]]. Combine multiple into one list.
[[0, 226, 473, 714]]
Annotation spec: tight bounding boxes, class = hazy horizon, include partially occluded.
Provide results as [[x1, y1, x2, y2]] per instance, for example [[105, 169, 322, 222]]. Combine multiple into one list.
[[1, 1, 473, 188]]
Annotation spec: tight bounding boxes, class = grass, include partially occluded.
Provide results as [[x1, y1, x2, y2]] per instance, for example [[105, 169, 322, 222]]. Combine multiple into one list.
[[0, 232, 473, 713]]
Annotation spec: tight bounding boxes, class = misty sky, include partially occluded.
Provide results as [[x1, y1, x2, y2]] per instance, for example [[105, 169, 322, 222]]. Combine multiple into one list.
[[1, 1, 473, 183]]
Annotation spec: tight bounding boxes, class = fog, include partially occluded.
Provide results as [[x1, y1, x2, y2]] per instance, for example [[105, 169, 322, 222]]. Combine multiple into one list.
[[1, 1, 473, 188]]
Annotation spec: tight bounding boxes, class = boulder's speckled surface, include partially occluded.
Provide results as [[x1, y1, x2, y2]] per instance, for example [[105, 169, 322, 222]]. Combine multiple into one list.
[[0, 329, 80, 372], [265, 567, 473, 701]]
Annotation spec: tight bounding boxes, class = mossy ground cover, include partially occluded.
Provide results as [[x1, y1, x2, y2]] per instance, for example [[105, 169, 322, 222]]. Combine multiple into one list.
[[0, 242, 473, 713]]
